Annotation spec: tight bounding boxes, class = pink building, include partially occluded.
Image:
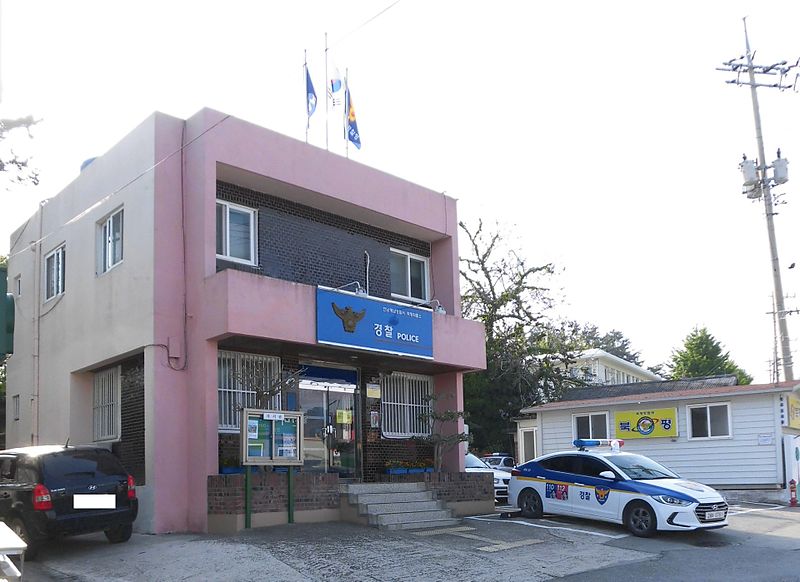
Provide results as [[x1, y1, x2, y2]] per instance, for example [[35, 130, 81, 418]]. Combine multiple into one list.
[[6, 109, 486, 533]]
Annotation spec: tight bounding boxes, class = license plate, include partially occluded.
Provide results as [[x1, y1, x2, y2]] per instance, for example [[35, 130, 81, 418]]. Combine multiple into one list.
[[73, 494, 116, 509], [705, 510, 725, 520]]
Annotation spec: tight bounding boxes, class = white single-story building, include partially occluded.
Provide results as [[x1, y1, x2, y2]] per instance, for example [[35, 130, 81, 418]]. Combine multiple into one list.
[[515, 375, 800, 504]]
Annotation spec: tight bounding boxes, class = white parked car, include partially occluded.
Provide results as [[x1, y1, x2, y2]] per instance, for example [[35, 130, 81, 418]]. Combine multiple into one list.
[[508, 439, 729, 537], [465, 452, 509, 502]]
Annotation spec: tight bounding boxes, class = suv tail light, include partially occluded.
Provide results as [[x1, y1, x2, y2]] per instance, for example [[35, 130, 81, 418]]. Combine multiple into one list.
[[511, 469, 521, 477], [33, 483, 53, 511], [127, 475, 136, 500]]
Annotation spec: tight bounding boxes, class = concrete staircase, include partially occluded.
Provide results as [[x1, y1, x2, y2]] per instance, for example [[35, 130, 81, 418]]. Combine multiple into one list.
[[341, 482, 461, 531]]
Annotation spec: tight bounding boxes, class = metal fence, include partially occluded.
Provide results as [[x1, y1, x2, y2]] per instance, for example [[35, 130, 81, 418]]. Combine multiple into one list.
[[218, 350, 281, 432], [380, 372, 433, 438]]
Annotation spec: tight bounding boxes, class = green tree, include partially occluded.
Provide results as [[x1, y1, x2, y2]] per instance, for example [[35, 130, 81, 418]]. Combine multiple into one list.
[[544, 322, 643, 367], [460, 221, 580, 452], [669, 327, 752, 385]]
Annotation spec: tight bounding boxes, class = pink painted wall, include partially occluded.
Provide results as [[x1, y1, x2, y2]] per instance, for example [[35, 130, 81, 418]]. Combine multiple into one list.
[[150, 108, 485, 533]]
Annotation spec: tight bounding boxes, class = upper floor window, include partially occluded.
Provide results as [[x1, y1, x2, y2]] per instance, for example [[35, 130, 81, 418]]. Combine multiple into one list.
[[216, 201, 256, 265], [12, 395, 19, 421], [99, 208, 124, 273], [44, 245, 66, 301], [390, 249, 428, 302]]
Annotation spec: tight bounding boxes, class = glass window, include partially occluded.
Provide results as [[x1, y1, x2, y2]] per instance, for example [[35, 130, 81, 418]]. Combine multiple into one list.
[[45, 245, 66, 300], [216, 200, 256, 265], [12, 395, 19, 421], [606, 453, 679, 480], [217, 351, 280, 432], [688, 403, 731, 439], [574, 412, 607, 439], [93, 366, 121, 441], [99, 209, 124, 273], [576, 457, 615, 478], [390, 249, 429, 302], [540, 455, 579, 474], [380, 372, 433, 438]]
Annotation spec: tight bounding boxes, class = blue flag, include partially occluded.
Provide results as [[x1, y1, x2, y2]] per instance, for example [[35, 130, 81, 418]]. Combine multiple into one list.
[[306, 66, 317, 118], [345, 85, 361, 149]]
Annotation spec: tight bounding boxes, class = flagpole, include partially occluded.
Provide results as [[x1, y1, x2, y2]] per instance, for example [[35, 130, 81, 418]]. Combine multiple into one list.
[[304, 50, 309, 143], [345, 68, 349, 159], [324, 32, 329, 151]]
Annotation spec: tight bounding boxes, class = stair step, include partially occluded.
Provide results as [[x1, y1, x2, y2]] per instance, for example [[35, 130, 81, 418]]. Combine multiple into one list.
[[370, 509, 452, 526], [361, 500, 442, 515], [350, 491, 434, 504], [343, 482, 428, 495], [380, 518, 463, 531]]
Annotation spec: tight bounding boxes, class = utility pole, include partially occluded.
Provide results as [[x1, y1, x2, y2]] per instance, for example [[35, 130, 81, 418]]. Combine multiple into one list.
[[718, 18, 799, 382]]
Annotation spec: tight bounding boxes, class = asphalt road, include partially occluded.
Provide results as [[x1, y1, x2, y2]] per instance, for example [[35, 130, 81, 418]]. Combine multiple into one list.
[[21, 502, 800, 581]]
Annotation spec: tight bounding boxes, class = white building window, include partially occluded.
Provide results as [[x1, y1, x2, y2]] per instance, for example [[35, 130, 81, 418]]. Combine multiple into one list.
[[390, 249, 429, 302], [573, 412, 608, 440], [93, 366, 121, 442], [12, 395, 19, 421], [44, 245, 66, 300], [99, 208, 124, 273], [14, 275, 21, 296], [381, 372, 433, 438], [687, 402, 731, 439], [218, 350, 280, 432], [216, 201, 257, 265]]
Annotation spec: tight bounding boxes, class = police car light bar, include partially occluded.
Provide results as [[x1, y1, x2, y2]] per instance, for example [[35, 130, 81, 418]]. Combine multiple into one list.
[[573, 439, 624, 451]]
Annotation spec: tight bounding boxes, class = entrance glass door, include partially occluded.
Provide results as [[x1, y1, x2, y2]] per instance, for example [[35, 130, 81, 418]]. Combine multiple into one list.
[[299, 378, 358, 478]]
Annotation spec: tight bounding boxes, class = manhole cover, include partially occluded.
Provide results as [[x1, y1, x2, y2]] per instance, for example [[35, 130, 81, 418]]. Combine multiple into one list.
[[689, 539, 730, 548]]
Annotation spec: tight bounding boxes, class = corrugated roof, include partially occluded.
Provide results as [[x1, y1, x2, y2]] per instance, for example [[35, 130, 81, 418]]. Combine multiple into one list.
[[520, 376, 800, 413]]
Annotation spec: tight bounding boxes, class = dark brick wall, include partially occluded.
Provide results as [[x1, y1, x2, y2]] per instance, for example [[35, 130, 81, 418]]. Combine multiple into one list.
[[377, 472, 493, 503], [207, 472, 339, 514], [216, 181, 430, 298], [112, 355, 146, 485]]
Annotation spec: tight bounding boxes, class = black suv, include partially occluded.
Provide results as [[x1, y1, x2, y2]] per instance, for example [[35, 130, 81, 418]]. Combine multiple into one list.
[[0, 445, 138, 559]]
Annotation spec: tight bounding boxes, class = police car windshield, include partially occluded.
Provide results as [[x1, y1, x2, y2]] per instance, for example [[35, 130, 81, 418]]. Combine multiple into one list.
[[465, 453, 490, 469], [605, 454, 678, 480]]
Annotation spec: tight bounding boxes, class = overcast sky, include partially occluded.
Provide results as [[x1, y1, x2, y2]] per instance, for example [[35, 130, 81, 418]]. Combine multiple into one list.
[[2, 0, 800, 382]]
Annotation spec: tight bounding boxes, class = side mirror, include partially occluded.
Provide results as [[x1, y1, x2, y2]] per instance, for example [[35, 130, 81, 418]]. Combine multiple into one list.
[[599, 470, 616, 480]]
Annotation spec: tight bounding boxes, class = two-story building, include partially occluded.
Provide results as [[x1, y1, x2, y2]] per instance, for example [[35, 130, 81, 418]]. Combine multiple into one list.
[[569, 349, 662, 386], [5, 108, 486, 533]]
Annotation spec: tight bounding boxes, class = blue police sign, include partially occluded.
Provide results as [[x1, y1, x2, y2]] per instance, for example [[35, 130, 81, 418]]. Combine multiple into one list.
[[316, 287, 433, 359]]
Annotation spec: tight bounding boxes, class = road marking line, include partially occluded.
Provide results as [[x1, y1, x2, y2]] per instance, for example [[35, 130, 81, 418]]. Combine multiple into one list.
[[477, 539, 544, 553], [447, 532, 506, 544], [727, 504, 784, 515], [412, 526, 475, 536], [466, 516, 629, 539]]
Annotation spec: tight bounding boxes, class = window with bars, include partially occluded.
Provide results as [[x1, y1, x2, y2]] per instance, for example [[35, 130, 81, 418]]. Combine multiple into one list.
[[93, 366, 121, 442], [380, 372, 433, 438], [218, 350, 281, 432]]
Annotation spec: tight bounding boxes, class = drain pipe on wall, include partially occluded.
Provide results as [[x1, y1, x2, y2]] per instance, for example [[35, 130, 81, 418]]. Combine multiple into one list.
[[364, 250, 370, 295]]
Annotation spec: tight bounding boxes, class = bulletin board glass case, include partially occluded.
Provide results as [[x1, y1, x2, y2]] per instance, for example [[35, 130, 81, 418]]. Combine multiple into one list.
[[240, 409, 305, 466]]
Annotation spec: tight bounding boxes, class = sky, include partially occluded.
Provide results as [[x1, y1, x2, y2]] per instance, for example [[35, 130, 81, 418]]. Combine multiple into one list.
[[2, 0, 800, 382]]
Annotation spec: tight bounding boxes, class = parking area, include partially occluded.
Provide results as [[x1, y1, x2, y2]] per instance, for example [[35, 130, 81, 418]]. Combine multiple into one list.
[[23, 503, 799, 581]]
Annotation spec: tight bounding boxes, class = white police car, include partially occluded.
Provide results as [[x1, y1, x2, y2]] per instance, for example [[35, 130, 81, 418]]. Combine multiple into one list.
[[465, 452, 509, 502], [508, 439, 729, 537]]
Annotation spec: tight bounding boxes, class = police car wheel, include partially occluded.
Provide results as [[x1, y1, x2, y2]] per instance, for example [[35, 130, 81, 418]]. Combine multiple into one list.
[[625, 501, 657, 537], [518, 489, 543, 519]]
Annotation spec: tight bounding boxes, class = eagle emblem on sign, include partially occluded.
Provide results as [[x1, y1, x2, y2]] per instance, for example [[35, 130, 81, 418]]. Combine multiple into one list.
[[594, 487, 610, 505], [332, 303, 366, 333]]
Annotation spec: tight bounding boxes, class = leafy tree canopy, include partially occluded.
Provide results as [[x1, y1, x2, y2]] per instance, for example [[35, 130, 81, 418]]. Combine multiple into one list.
[[543, 322, 643, 366], [460, 221, 582, 452], [1, 116, 40, 187], [668, 327, 752, 385]]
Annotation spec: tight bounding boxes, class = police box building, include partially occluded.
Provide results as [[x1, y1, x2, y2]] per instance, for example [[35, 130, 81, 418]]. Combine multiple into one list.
[[5, 109, 487, 533]]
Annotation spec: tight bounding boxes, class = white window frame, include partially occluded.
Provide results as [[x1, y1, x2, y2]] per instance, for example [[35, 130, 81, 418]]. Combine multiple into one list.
[[93, 366, 121, 442], [518, 427, 538, 463], [390, 248, 429, 303], [218, 350, 281, 432], [572, 411, 609, 440], [381, 372, 433, 438], [686, 401, 732, 440], [98, 208, 124, 274], [216, 200, 257, 266], [12, 395, 19, 421], [14, 275, 21, 297], [44, 244, 66, 301]]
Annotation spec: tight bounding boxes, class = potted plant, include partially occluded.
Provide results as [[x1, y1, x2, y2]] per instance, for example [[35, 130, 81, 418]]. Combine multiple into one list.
[[385, 460, 409, 475], [220, 456, 244, 475]]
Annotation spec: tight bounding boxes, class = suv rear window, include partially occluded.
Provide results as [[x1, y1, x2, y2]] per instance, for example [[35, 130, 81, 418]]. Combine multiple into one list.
[[42, 450, 127, 486]]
